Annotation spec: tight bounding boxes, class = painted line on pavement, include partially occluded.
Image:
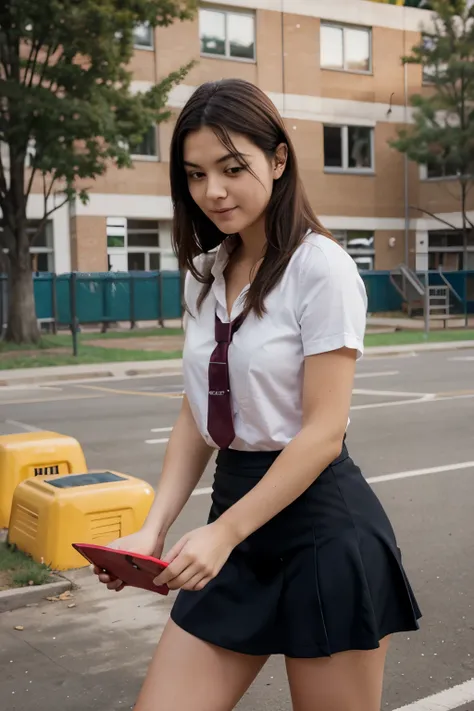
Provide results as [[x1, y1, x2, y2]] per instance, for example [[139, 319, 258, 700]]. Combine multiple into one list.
[[353, 389, 433, 398], [146, 438, 170, 445], [192, 487, 213, 497], [151, 427, 173, 433], [191, 460, 474, 497], [75, 384, 183, 399], [351, 392, 474, 411], [368, 460, 474, 485], [0, 393, 112, 406], [5, 419, 42, 432], [354, 370, 399, 379], [393, 677, 474, 711]]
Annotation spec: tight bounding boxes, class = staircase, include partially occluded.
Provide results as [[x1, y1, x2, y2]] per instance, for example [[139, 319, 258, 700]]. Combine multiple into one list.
[[390, 265, 458, 327], [389, 264, 424, 317]]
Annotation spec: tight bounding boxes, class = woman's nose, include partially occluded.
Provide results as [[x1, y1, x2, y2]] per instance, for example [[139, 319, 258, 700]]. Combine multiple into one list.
[[206, 176, 227, 200]]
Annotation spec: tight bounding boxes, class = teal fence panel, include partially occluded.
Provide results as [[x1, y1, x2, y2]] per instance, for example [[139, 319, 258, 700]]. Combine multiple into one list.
[[33, 273, 54, 320], [133, 273, 160, 321], [18, 269, 472, 325], [32, 270, 182, 325], [56, 275, 71, 324], [361, 271, 403, 313], [162, 271, 182, 319]]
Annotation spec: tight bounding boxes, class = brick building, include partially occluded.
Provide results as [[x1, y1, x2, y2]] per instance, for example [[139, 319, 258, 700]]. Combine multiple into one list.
[[15, 0, 474, 274]]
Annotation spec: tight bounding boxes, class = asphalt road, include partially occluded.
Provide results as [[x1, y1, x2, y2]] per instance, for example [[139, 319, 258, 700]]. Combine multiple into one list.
[[1, 347, 473, 711]]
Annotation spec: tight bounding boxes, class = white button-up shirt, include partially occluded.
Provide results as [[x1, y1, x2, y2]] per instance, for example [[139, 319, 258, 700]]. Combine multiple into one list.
[[183, 232, 368, 451]]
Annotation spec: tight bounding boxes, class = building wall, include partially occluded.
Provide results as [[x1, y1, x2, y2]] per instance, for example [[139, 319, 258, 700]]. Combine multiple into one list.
[[20, 0, 469, 275], [71, 216, 108, 272]]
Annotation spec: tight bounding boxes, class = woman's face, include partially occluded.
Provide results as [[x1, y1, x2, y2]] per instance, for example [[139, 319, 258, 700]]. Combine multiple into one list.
[[183, 127, 286, 235]]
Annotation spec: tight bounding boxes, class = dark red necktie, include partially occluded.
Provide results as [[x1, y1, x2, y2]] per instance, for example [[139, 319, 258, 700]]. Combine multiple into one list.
[[207, 312, 245, 449]]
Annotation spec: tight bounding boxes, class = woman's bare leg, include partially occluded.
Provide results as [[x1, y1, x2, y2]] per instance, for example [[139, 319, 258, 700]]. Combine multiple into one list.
[[134, 619, 268, 711], [285, 636, 390, 711]]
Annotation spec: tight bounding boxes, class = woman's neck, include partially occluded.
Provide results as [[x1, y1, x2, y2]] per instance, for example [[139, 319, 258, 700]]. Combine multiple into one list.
[[237, 215, 267, 263]]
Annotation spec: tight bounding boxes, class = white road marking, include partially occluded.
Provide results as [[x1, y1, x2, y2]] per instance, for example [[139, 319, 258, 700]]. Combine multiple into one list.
[[350, 392, 474, 411], [145, 438, 169, 445], [191, 460, 474, 497], [151, 427, 173, 433], [393, 676, 474, 711], [449, 356, 474, 361], [353, 388, 432, 398], [368, 461, 474, 485], [351, 395, 435, 411], [354, 370, 399, 379], [192, 487, 213, 496], [5, 419, 42, 432]]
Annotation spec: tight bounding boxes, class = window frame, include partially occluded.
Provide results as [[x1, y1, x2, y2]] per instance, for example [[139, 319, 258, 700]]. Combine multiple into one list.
[[320, 22, 372, 75], [332, 229, 375, 271], [199, 7, 256, 63], [107, 218, 165, 272], [323, 124, 375, 174], [130, 125, 159, 162], [133, 23, 154, 50]]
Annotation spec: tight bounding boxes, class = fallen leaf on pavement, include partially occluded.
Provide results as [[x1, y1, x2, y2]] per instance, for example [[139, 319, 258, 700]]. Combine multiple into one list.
[[14, 626, 24, 631]]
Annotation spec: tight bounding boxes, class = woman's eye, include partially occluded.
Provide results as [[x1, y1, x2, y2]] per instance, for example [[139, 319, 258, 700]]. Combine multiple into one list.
[[226, 166, 244, 175], [188, 171, 204, 180]]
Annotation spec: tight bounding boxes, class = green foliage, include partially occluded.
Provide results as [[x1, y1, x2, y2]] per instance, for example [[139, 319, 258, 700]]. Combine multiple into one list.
[[0, 542, 52, 588], [0, 0, 196, 238], [391, 0, 474, 179]]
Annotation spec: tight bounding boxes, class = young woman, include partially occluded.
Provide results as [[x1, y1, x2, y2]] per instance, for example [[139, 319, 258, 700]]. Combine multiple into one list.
[[94, 78, 421, 711]]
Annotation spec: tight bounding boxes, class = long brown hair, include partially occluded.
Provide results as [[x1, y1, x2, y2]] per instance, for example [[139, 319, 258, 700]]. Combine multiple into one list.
[[170, 78, 332, 316]]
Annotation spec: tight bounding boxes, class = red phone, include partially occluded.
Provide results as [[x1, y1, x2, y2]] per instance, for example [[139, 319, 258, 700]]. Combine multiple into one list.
[[72, 542, 169, 595]]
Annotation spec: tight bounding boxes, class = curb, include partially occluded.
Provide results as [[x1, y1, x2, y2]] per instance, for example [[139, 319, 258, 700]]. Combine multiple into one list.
[[0, 362, 183, 388], [0, 341, 473, 387], [365, 340, 474, 357], [0, 370, 115, 387], [0, 577, 73, 613]]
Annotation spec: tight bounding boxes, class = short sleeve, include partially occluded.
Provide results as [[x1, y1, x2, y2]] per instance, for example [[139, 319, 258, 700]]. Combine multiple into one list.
[[297, 242, 368, 360]]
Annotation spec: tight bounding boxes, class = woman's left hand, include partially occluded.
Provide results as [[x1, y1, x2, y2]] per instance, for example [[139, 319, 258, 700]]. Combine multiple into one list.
[[153, 521, 238, 591]]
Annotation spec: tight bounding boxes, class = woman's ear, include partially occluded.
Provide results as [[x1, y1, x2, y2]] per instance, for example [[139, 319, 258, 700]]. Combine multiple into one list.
[[273, 143, 288, 180]]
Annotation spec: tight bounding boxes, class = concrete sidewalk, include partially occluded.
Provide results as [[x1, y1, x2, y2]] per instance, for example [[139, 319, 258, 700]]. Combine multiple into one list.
[[0, 569, 174, 711], [0, 340, 473, 388]]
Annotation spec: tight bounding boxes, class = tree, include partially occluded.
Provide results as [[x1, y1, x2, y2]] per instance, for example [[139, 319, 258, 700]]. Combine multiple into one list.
[[0, 0, 196, 344], [391, 0, 474, 272]]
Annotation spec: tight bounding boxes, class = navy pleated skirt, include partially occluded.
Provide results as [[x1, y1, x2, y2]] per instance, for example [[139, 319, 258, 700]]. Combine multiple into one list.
[[171, 443, 422, 658]]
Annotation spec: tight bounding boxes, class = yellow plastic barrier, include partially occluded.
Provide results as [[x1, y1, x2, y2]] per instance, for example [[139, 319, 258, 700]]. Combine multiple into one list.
[[8, 470, 154, 570], [0, 431, 87, 528]]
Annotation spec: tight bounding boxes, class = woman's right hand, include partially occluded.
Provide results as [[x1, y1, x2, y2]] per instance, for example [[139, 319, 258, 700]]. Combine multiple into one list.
[[93, 528, 165, 592]]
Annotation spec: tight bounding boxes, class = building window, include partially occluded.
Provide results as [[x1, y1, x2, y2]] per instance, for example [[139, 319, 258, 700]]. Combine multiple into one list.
[[324, 125, 374, 172], [130, 125, 158, 159], [133, 23, 153, 49], [320, 23, 371, 73], [107, 218, 172, 272], [0, 219, 54, 273], [332, 230, 375, 271], [424, 154, 460, 180], [428, 230, 474, 271], [199, 8, 255, 61]]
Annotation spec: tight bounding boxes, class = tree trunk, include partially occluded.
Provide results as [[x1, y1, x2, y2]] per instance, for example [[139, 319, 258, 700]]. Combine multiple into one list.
[[5, 256, 40, 344]]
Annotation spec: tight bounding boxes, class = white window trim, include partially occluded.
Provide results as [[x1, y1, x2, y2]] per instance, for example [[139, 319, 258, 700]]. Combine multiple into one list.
[[320, 22, 372, 75], [131, 154, 160, 162], [130, 125, 160, 161], [199, 7, 256, 63], [133, 23, 154, 51], [324, 125, 375, 175], [419, 163, 464, 182]]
